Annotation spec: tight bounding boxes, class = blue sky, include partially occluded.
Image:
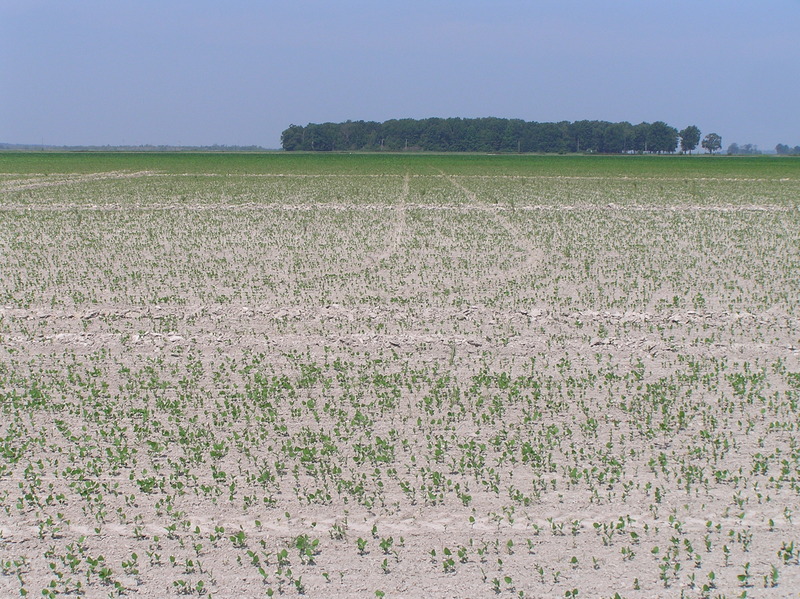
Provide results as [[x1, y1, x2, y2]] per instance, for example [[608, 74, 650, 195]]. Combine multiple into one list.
[[2, 0, 799, 149]]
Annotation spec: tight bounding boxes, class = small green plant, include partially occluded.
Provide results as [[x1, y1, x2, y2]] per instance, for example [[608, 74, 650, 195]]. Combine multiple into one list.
[[379, 537, 394, 555], [491, 578, 501, 594], [621, 546, 635, 561], [295, 534, 320, 564], [764, 564, 779, 588], [737, 562, 751, 587], [230, 528, 247, 548]]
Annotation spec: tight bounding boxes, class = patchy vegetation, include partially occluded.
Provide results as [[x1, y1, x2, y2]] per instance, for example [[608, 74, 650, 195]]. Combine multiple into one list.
[[0, 154, 799, 597]]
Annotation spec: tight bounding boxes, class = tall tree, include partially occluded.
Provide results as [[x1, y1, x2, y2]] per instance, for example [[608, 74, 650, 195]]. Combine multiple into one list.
[[280, 125, 305, 151], [630, 123, 650, 152], [647, 121, 679, 153], [679, 125, 701, 154], [774, 144, 800, 155], [702, 133, 722, 154], [602, 122, 627, 153]]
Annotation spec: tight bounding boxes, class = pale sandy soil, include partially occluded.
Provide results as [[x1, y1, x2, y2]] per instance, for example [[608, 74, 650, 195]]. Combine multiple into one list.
[[0, 170, 799, 598]]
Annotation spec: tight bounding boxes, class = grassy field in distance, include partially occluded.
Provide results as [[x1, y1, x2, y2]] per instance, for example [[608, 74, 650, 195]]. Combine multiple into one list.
[[2, 150, 800, 178]]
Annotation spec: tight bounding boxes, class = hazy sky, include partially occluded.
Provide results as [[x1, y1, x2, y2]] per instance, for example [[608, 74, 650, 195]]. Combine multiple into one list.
[[2, 0, 799, 149]]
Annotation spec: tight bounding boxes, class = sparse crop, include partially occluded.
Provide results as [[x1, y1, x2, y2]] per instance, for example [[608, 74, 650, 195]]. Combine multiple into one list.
[[0, 153, 798, 596]]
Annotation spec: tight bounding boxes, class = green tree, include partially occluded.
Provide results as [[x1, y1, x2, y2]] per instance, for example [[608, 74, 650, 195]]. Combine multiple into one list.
[[679, 125, 701, 154], [775, 143, 800, 155], [281, 125, 305, 151], [647, 121, 679, 153], [283, 117, 694, 154], [630, 122, 650, 152], [701, 133, 722, 154], [601, 122, 629, 153]]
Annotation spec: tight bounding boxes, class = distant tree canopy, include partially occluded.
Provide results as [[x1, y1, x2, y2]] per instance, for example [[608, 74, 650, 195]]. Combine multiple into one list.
[[701, 133, 723, 154], [727, 143, 762, 156], [679, 125, 701, 154], [281, 118, 687, 153], [776, 143, 800, 155]]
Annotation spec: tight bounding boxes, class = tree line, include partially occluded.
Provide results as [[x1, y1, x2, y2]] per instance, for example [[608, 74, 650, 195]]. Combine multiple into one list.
[[281, 118, 721, 154], [775, 144, 800, 155], [724, 143, 800, 155]]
